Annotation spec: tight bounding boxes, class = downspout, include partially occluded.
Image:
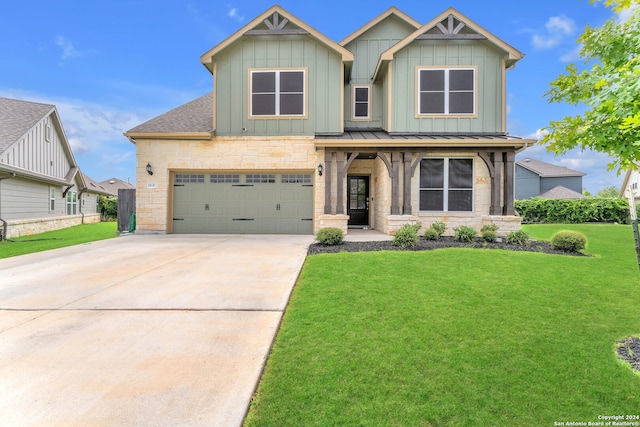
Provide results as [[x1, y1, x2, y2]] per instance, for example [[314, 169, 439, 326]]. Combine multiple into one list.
[[0, 173, 17, 240], [78, 188, 87, 224]]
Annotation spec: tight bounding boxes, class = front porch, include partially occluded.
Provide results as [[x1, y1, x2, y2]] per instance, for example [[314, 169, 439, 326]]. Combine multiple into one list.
[[315, 132, 531, 236]]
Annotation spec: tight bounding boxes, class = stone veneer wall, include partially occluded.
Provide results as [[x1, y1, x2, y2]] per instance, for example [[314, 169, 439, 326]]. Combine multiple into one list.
[[135, 136, 322, 233], [4, 213, 101, 239], [135, 140, 521, 236]]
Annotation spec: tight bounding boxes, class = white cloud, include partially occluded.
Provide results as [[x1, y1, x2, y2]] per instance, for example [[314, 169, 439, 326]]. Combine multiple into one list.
[[526, 128, 549, 141], [55, 36, 82, 60], [546, 16, 576, 36], [227, 7, 244, 22], [559, 156, 597, 170], [532, 34, 560, 49], [68, 137, 90, 155], [531, 15, 577, 51]]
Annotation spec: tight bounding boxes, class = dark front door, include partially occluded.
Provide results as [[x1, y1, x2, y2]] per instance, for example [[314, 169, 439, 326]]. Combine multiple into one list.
[[348, 176, 369, 226]]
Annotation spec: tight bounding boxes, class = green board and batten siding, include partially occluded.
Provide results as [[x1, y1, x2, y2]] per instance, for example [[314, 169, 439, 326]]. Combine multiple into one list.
[[391, 43, 505, 133], [342, 15, 418, 130], [214, 37, 343, 136]]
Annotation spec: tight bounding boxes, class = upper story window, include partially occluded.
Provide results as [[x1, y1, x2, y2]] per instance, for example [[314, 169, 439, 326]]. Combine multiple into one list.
[[418, 67, 476, 116], [420, 158, 473, 212], [250, 69, 306, 117], [352, 85, 371, 120]]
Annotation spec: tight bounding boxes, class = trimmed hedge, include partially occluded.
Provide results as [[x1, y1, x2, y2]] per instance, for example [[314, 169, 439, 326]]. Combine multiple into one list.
[[515, 198, 630, 224], [316, 227, 344, 246], [551, 230, 587, 252]]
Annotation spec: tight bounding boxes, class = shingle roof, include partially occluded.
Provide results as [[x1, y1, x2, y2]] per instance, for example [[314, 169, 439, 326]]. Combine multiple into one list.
[[517, 158, 586, 177], [98, 177, 135, 196], [126, 92, 213, 134], [539, 185, 586, 199], [81, 173, 113, 196], [0, 97, 54, 153]]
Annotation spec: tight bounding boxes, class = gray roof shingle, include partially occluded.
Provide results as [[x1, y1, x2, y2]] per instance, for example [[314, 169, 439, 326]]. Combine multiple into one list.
[[539, 185, 586, 199], [0, 97, 54, 153], [126, 92, 213, 134], [517, 158, 586, 177]]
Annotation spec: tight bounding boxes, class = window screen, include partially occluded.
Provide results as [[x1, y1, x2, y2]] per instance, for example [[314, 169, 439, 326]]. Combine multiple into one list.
[[251, 70, 305, 116], [420, 158, 473, 211], [418, 68, 475, 115]]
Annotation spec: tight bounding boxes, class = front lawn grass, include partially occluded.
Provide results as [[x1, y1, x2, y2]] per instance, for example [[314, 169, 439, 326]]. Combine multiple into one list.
[[0, 222, 118, 259], [245, 224, 640, 426]]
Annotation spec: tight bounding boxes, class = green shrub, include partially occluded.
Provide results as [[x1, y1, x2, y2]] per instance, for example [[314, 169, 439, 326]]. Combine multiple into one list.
[[482, 230, 498, 242], [481, 224, 499, 233], [506, 229, 530, 245], [316, 227, 344, 246], [98, 196, 118, 221], [454, 226, 477, 242], [424, 227, 440, 240], [551, 230, 587, 252], [431, 221, 446, 236], [393, 223, 421, 248], [515, 197, 630, 224]]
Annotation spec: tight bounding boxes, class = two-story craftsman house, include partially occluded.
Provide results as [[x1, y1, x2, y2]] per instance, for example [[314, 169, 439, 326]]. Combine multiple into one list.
[[125, 5, 534, 235]]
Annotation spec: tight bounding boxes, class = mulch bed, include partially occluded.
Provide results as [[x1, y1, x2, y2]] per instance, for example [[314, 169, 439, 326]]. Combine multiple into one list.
[[616, 337, 640, 372], [308, 236, 588, 256]]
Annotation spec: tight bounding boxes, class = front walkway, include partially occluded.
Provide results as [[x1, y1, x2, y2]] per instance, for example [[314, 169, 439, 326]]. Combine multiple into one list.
[[344, 228, 394, 242]]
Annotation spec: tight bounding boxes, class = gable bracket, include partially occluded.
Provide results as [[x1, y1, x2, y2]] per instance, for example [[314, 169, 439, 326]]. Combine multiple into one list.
[[244, 11, 310, 36], [419, 14, 487, 40], [62, 185, 74, 198]]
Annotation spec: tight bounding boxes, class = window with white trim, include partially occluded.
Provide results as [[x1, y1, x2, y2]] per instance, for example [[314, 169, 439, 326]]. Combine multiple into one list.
[[418, 68, 475, 115], [633, 175, 638, 190], [250, 70, 305, 117], [49, 187, 56, 212], [420, 158, 473, 212], [352, 85, 370, 120], [66, 191, 77, 215]]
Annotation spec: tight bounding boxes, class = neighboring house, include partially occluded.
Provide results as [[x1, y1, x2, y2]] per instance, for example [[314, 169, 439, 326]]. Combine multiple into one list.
[[98, 177, 135, 197], [125, 5, 535, 236], [0, 97, 106, 239], [515, 158, 585, 200], [81, 172, 114, 214], [619, 165, 640, 208]]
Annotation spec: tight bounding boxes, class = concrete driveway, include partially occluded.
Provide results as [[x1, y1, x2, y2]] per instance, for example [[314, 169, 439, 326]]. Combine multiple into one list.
[[0, 234, 313, 426]]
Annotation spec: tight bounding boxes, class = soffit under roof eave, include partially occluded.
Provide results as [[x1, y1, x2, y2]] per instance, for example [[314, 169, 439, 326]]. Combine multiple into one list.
[[200, 5, 354, 72], [314, 138, 536, 149], [0, 164, 78, 186], [124, 132, 214, 142]]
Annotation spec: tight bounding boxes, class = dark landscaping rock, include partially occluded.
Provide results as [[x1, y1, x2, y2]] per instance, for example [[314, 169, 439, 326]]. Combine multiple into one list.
[[616, 337, 640, 372], [308, 236, 589, 256]]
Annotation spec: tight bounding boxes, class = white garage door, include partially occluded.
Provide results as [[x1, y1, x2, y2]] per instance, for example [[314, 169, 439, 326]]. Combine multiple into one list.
[[172, 173, 314, 234]]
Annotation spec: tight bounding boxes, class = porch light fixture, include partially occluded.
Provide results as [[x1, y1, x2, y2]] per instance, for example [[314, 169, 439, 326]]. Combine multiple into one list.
[[318, 164, 323, 176], [146, 162, 153, 175]]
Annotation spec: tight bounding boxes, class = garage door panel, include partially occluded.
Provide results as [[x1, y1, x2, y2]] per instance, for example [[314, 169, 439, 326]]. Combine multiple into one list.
[[172, 173, 313, 234]]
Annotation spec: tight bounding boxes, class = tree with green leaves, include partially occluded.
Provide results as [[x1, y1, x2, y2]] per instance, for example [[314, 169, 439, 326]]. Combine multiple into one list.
[[596, 186, 622, 198], [542, 0, 640, 172]]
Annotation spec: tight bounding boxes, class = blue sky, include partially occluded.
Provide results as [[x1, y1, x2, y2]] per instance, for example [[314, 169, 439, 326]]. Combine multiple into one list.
[[0, 1, 627, 192]]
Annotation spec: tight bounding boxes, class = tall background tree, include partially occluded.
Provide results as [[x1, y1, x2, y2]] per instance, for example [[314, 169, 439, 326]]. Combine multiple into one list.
[[542, 0, 640, 172]]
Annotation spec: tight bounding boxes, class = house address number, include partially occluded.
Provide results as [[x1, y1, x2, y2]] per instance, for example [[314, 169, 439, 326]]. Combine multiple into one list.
[[147, 182, 158, 189]]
